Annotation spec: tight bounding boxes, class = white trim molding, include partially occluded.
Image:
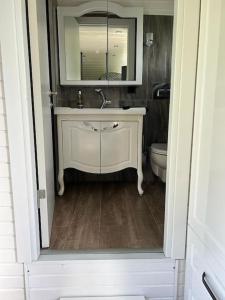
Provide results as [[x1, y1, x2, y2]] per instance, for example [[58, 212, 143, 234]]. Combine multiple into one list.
[[57, 0, 174, 16]]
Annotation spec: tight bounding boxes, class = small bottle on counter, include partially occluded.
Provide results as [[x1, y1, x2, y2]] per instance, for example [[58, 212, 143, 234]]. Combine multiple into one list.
[[77, 90, 84, 109]]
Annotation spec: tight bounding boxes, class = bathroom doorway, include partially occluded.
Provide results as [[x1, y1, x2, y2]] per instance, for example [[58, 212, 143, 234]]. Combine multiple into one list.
[[48, 7, 172, 251], [27, 0, 199, 256]]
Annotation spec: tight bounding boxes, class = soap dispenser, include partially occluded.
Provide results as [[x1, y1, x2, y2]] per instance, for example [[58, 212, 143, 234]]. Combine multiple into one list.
[[77, 90, 84, 109]]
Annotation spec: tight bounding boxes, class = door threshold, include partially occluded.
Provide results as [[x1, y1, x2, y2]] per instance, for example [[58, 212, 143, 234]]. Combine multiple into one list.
[[39, 248, 169, 261]]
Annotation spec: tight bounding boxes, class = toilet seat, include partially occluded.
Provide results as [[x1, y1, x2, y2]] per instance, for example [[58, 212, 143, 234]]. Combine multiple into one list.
[[151, 143, 167, 155]]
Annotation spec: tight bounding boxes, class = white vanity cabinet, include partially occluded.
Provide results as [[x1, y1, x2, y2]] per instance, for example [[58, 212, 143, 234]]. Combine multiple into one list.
[[55, 108, 146, 196]]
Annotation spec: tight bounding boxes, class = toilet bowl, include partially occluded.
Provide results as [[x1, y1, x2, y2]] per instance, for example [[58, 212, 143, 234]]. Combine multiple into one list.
[[150, 143, 167, 182]]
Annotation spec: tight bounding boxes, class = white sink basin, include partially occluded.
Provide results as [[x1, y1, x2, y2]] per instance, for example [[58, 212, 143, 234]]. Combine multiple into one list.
[[54, 107, 146, 115]]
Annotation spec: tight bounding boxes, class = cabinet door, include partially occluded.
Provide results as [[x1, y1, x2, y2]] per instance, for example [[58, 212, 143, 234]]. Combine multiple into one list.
[[62, 121, 100, 173], [100, 122, 138, 173]]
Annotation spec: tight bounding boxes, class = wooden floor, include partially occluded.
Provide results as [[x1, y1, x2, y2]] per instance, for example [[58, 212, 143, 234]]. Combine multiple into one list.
[[50, 181, 165, 250]]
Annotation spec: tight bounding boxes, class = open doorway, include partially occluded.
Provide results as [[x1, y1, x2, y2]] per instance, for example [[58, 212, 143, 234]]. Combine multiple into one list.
[[28, 0, 173, 252]]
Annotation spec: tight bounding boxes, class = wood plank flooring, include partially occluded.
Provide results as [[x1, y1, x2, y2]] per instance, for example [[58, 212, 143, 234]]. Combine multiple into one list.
[[50, 181, 165, 250]]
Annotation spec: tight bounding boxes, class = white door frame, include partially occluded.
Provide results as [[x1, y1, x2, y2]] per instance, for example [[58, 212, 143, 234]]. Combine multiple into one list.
[[27, 0, 55, 248], [0, 0, 200, 263], [164, 0, 201, 258], [0, 0, 40, 262]]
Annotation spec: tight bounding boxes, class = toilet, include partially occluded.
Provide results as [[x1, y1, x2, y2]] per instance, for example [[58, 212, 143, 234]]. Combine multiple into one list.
[[150, 143, 167, 182]]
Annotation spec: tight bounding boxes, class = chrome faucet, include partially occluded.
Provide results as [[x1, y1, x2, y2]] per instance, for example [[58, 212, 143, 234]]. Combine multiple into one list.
[[95, 89, 111, 109]]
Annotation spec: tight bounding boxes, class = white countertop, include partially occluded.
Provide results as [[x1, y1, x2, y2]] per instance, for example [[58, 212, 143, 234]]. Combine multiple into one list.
[[54, 107, 146, 115]]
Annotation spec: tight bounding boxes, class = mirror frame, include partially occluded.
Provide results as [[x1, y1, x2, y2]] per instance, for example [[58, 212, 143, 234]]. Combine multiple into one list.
[[57, 1, 143, 86]]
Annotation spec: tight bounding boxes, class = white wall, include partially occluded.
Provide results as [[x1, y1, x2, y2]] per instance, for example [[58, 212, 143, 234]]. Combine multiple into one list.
[[0, 46, 25, 300]]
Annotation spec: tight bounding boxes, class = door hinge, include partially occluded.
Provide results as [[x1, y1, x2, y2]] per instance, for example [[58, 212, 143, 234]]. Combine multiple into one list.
[[37, 189, 46, 208], [48, 90, 58, 96]]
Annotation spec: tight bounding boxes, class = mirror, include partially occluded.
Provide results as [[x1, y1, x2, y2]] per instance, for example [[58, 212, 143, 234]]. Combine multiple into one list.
[[107, 17, 136, 81], [57, 3, 143, 85], [64, 15, 108, 81], [63, 14, 136, 81]]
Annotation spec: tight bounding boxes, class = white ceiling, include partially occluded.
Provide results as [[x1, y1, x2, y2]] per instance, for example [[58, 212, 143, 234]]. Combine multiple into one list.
[[57, 0, 174, 16]]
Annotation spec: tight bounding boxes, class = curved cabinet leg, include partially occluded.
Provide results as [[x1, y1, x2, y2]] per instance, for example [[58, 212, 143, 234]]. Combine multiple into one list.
[[58, 170, 64, 196], [137, 169, 144, 196], [137, 116, 144, 196]]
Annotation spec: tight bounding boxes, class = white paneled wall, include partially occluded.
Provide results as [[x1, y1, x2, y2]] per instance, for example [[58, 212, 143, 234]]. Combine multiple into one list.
[[0, 47, 25, 300], [27, 258, 176, 300]]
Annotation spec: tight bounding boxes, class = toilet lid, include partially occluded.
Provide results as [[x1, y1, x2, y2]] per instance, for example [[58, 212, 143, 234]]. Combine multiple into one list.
[[151, 143, 167, 155]]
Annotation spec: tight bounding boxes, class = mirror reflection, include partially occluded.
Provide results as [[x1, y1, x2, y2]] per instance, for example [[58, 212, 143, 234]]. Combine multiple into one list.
[[108, 17, 136, 81], [63, 13, 136, 81]]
